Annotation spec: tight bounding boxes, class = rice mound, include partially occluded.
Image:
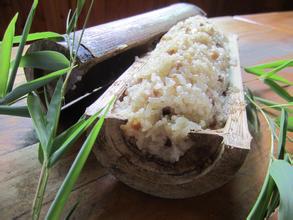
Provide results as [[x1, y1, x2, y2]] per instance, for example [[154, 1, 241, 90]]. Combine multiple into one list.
[[113, 16, 232, 162]]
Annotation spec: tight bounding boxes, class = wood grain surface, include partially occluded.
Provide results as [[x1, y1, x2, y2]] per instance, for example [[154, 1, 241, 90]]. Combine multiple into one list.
[[0, 12, 292, 220], [1, 0, 292, 37]]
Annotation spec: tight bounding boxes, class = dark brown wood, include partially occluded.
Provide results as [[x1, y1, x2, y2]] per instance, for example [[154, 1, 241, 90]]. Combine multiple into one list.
[[1, 0, 292, 37], [0, 12, 292, 219]]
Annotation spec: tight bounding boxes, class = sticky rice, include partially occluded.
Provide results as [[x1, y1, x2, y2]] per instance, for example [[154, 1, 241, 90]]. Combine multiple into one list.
[[113, 16, 232, 162]]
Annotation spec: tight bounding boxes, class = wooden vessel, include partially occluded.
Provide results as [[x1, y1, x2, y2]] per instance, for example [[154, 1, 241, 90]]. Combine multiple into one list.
[[85, 35, 252, 198], [24, 3, 251, 198]]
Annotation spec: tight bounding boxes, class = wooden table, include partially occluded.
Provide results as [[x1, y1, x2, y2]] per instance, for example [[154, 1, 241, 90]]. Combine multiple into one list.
[[0, 11, 292, 220]]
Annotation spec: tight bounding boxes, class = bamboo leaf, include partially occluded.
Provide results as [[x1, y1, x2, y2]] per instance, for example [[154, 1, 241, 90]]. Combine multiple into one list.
[[46, 97, 115, 220], [245, 66, 293, 86], [263, 79, 293, 102], [288, 117, 293, 132], [246, 60, 293, 70], [247, 173, 276, 220], [17, 51, 70, 71], [0, 13, 18, 97], [7, 0, 39, 93], [262, 60, 293, 79], [38, 143, 44, 164], [266, 190, 279, 218], [46, 78, 63, 154], [12, 32, 63, 44], [277, 109, 288, 159], [276, 116, 293, 132], [0, 67, 71, 105], [255, 96, 293, 113], [27, 93, 48, 154], [269, 160, 293, 220], [0, 105, 30, 117], [50, 117, 86, 154], [48, 108, 103, 167], [67, 0, 86, 33]]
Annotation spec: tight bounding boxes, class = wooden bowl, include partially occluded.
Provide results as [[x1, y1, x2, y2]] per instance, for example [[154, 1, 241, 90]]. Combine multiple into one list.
[[85, 35, 252, 198]]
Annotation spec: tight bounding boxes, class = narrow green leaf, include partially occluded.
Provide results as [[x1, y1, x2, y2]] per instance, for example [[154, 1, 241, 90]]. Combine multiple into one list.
[[255, 96, 293, 113], [7, 0, 39, 93], [38, 143, 44, 164], [27, 93, 48, 154], [48, 108, 103, 167], [262, 60, 293, 79], [0, 67, 71, 105], [269, 160, 293, 220], [0, 13, 18, 97], [46, 78, 63, 154], [245, 66, 293, 86], [12, 32, 62, 44], [262, 102, 293, 109], [67, 0, 86, 33], [288, 117, 293, 132], [263, 79, 293, 102], [276, 116, 293, 132], [277, 109, 288, 159], [0, 105, 30, 117], [247, 174, 276, 220], [246, 60, 293, 70], [16, 50, 70, 71], [266, 190, 279, 218], [46, 97, 115, 220], [50, 116, 86, 154], [43, 86, 50, 109]]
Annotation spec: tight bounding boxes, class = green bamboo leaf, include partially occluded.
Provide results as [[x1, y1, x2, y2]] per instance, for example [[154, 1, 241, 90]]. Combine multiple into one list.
[[247, 174, 276, 220], [288, 117, 293, 132], [269, 160, 293, 220], [7, 0, 39, 93], [27, 93, 48, 155], [255, 96, 293, 113], [38, 143, 44, 164], [12, 32, 63, 44], [0, 67, 71, 105], [46, 78, 63, 154], [246, 60, 293, 70], [67, 0, 86, 33], [266, 155, 292, 218], [0, 13, 18, 97], [0, 105, 30, 117], [48, 108, 103, 167], [50, 116, 86, 154], [277, 109, 288, 159], [245, 67, 293, 86], [263, 79, 293, 102], [276, 116, 293, 132], [17, 51, 70, 71], [262, 60, 293, 79], [0, 32, 63, 45], [46, 97, 115, 220]]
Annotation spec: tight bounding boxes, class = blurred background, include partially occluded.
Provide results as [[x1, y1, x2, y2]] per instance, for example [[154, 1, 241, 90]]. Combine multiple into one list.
[[1, 0, 292, 37]]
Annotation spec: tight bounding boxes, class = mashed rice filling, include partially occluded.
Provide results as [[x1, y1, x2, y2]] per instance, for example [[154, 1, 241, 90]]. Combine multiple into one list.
[[113, 16, 232, 162]]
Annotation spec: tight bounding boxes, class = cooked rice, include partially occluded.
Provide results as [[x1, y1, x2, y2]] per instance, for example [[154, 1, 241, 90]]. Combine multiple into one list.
[[113, 16, 232, 162]]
